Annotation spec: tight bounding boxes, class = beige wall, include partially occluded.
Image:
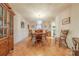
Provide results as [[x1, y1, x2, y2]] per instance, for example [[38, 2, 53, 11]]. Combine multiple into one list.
[[13, 10, 29, 44], [55, 7, 73, 49], [55, 7, 71, 36], [71, 4, 79, 37], [55, 4, 79, 49]]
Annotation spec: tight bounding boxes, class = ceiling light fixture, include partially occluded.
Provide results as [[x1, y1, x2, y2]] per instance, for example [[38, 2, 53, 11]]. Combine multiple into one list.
[[33, 11, 46, 19]]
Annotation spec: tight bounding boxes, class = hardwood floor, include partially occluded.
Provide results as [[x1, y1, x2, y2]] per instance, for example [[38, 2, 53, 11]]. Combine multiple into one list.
[[8, 37, 72, 56]]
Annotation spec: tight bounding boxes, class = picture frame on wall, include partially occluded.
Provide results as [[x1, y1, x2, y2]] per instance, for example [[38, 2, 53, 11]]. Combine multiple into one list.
[[62, 17, 70, 25], [21, 21, 25, 28]]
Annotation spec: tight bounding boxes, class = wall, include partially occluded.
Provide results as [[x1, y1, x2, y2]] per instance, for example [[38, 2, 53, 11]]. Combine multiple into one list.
[[71, 4, 79, 37], [55, 7, 71, 36], [13, 10, 29, 44], [55, 4, 79, 49], [55, 6, 74, 49]]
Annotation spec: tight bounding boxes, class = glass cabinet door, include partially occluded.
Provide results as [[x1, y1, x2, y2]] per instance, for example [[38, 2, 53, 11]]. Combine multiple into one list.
[[3, 9, 7, 26], [0, 6, 7, 38], [0, 6, 3, 38], [0, 6, 3, 17], [0, 5, 14, 38], [3, 9, 7, 37]]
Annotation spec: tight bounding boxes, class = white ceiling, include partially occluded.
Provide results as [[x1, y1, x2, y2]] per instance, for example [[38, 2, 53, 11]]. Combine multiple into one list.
[[10, 3, 71, 23]]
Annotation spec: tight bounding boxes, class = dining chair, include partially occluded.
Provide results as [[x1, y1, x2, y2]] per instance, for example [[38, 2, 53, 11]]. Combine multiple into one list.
[[72, 38, 79, 56], [55, 30, 69, 48]]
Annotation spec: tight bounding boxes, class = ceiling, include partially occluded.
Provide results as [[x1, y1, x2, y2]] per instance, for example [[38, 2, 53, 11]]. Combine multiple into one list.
[[10, 3, 71, 24]]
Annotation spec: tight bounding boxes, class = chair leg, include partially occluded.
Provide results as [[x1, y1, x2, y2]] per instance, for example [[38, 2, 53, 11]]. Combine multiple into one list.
[[55, 39, 57, 44], [59, 40, 61, 47]]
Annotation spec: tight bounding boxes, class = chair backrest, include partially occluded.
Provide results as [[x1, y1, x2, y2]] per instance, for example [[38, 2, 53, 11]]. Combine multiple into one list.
[[59, 30, 69, 48], [72, 42, 79, 56], [72, 38, 79, 56], [60, 30, 69, 40]]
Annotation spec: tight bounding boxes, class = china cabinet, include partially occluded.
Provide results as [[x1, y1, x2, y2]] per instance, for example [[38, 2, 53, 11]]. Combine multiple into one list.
[[0, 3, 15, 56]]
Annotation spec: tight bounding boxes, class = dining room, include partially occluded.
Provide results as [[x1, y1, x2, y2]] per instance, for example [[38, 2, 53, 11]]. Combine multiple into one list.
[[0, 3, 76, 56], [27, 19, 51, 45]]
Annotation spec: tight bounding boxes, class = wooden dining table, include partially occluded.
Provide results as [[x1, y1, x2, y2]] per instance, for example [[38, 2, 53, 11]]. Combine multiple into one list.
[[31, 30, 47, 45]]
